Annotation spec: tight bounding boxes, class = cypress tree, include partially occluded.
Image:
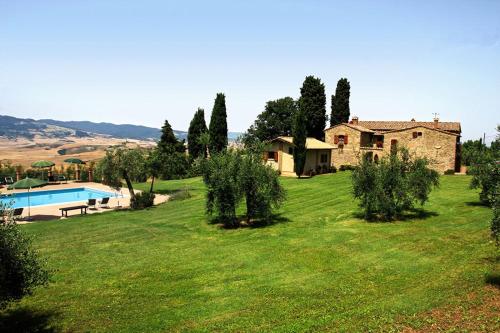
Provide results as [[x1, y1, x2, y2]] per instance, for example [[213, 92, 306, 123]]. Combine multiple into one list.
[[209, 93, 228, 154], [187, 108, 208, 160], [293, 108, 307, 178], [299, 76, 326, 140], [330, 78, 351, 126]]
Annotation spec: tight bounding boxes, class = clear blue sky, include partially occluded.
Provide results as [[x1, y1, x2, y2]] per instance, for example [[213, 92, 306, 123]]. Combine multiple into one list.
[[0, 0, 499, 142]]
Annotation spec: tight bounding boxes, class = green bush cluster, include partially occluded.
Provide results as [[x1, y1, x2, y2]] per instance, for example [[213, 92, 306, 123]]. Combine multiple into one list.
[[444, 169, 455, 175], [0, 204, 49, 308], [130, 192, 156, 210], [339, 165, 355, 171], [351, 149, 440, 220]]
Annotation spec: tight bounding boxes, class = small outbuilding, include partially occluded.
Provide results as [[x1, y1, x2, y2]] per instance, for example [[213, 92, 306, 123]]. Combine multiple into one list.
[[265, 136, 334, 176]]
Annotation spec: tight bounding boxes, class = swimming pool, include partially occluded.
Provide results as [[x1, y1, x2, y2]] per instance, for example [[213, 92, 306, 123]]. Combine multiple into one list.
[[0, 187, 122, 209]]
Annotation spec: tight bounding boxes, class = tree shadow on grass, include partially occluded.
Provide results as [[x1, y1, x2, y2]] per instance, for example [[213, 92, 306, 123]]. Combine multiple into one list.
[[207, 213, 291, 229], [352, 207, 438, 223], [485, 273, 500, 288], [0, 307, 59, 333], [465, 201, 490, 207]]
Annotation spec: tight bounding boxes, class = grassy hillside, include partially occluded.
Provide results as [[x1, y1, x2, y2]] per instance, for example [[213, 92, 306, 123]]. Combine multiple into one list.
[[0, 173, 497, 332]]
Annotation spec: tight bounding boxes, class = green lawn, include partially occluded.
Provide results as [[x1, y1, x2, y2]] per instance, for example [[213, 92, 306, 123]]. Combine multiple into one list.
[[1, 173, 497, 332]]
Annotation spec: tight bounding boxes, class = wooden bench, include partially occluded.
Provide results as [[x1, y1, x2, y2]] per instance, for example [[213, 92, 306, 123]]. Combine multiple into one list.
[[59, 205, 88, 217]]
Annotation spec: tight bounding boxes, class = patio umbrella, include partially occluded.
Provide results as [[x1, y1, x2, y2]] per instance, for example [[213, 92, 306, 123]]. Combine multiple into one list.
[[8, 177, 47, 219], [64, 158, 86, 181], [31, 160, 55, 180]]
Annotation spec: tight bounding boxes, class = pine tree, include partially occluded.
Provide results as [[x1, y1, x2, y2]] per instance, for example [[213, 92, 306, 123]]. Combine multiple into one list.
[[209, 93, 228, 154], [299, 76, 326, 140], [187, 108, 208, 160], [330, 78, 351, 126], [293, 108, 307, 178], [158, 119, 184, 153]]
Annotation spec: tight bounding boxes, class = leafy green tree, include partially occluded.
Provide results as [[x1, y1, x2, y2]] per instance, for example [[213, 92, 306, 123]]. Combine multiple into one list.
[[469, 154, 499, 204], [201, 147, 286, 227], [244, 97, 297, 145], [330, 78, 351, 126], [209, 93, 228, 154], [201, 150, 242, 228], [97, 148, 146, 201], [187, 108, 208, 160], [352, 149, 440, 220], [0, 204, 49, 308], [491, 185, 499, 246], [240, 147, 286, 223], [299, 76, 326, 140], [461, 139, 487, 166], [293, 108, 307, 177], [146, 149, 162, 193]]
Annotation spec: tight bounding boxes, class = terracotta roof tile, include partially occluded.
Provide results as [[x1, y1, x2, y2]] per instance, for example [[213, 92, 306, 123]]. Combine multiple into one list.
[[274, 136, 334, 149], [357, 120, 461, 133]]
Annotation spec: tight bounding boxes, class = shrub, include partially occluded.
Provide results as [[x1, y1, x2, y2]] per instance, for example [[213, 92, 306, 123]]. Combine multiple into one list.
[[339, 164, 355, 171], [130, 192, 155, 210], [170, 187, 191, 201], [444, 169, 455, 175], [0, 203, 49, 308], [331, 165, 337, 173], [352, 149, 440, 220]]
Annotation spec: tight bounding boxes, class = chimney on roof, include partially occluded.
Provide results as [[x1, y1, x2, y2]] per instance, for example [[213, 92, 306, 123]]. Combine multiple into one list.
[[411, 118, 416, 122], [433, 116, 439, 129], [352, 116, 359, 125]]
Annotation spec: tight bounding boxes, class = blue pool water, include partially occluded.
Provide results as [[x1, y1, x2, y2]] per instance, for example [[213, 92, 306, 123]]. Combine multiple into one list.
[[0, 187, 120, 208]]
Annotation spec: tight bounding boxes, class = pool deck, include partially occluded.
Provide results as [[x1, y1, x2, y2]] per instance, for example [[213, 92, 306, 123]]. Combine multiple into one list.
[[0, 181, 168, 223]]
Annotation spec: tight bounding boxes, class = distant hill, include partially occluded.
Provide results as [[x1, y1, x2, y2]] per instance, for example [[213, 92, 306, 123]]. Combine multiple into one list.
[[39, 119, 164, 140], [0, 115, 242, 142]]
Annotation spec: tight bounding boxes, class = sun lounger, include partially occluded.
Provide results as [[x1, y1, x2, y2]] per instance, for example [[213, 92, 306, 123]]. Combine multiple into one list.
[[0, 207, 24, 222], [12, 208, 23, 221], [57, 175, 67, 183], [4, 177, 14, 185], [88, 199, 97, 209], [99, 197, 110, 208]]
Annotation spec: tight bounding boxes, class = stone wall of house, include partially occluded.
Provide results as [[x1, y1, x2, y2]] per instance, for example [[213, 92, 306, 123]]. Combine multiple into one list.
[[381, 126, 457, 173], [325, 125, 365, 166], [324, 124, 458, 173]]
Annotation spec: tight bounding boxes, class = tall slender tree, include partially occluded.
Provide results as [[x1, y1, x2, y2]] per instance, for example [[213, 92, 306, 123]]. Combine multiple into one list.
[[187, 108, 208, 160], [293, 108, 307, 178], [209, 93, 228, 154], [299, 76, 326, 140], [330, 78, 351, 126]]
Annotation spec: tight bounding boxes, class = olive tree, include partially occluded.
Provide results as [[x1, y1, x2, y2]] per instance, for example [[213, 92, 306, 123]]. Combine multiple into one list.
[[96, 147, 146, 201], [352, 148, 440, 220], [239, 147, 286, 223], [202, 148, 286, 227], [201, 150, 243, 228]]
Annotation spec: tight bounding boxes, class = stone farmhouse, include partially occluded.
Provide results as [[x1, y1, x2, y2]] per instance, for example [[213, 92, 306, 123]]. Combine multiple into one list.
[[266, 117, 462, 175]]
